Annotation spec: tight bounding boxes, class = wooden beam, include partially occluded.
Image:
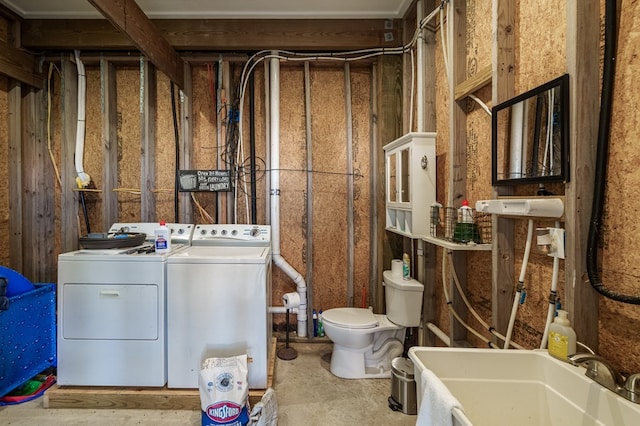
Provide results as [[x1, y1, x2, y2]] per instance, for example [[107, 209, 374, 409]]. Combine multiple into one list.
[[565, 0, 599, 350], [100, 57, 118, 231], [0, 39, 44, 88], [21, 19, 402, 51], [21, 86, 55, 282], [178, 62, 193, 223], [455, 65, 492, 101], [87, 0, 184, 88], [491, 0, 516, 344], [448, 0, 470, 346], [61, 59, 80, 253], [8, 82, 23, 272], [140, 57, 157, 221]]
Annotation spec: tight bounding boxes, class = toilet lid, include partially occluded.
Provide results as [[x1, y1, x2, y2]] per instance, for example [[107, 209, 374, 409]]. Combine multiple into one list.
[[322, 308, 378, 329]]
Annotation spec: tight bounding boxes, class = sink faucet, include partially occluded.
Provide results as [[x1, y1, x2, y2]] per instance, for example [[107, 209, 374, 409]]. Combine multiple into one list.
[[568, 353, 640, 404]]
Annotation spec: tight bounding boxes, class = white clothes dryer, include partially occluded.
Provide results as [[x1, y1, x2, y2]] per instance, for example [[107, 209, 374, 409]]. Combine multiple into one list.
[[166, 224, 272, 389], [57, 223, 194, 387]]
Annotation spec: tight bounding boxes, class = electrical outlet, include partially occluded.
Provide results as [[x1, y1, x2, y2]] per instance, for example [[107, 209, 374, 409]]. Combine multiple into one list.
[[547, 228, 565, 259]]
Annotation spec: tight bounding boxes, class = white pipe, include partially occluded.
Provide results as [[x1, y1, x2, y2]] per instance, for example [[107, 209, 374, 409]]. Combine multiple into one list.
[[416, 0, 424, 133], [74, 50, 90, 187], [503, 219, 535, 349], [448, 251, 524, 349], [540, 221, 561, 349], [427, 322, 451, 347], [269, 306, 299, 314], [442, 250, 499, 348], [269, 55, 308, 337], [509, 100, 524, 179]]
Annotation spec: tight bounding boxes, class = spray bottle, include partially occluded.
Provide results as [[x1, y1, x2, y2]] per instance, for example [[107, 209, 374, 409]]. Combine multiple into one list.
[[402, 253, 411, 280], [312, 309, 318, 337], [317, 309, 325, 337]]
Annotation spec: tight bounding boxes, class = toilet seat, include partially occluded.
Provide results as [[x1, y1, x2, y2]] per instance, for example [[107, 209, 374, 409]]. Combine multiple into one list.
[[322, 308, 378, 329]]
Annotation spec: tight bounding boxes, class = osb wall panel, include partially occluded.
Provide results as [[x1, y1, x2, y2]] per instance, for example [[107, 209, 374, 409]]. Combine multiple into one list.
[[0, 77, 8, 266], [116, 67, 141, 222], [350, 68, 372, 308], [598, 0, 640, 374], [465, 1, 497, 348], [81, 68, 103, 233], [190, 65, 218, 222], [310, 67, 349, 312], [236, 66, 267, 226], [155, 73, 177, 222], [516, 0, 567, 93], [271, 65, 307, 323]]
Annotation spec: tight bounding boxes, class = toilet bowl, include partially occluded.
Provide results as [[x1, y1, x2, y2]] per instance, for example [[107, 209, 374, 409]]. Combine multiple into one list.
[[322, 270, 424, 379], [323, 308, 406, 379]]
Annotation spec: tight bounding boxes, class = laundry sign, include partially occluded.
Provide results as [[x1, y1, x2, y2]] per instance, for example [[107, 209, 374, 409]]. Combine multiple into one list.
[[178, 170, 231, 192]]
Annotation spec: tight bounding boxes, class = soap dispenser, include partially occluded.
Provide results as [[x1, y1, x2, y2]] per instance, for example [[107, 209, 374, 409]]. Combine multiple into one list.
[[548, 310, 576, 361]]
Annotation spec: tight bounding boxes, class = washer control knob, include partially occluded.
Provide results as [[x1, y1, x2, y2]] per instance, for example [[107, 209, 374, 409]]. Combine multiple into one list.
[[231, 230, 238, 236], [221, 230, 227, 236], [211, 230, 217, 236], [200, 229, 207, 235], [250, 228, 260, 237], [177, 228, 184, 235]]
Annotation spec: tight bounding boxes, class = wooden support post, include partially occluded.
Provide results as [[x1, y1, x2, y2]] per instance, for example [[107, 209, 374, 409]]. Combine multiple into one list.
[[448, 0, 469, 346], [61, 59, 80, 253], [8, 81, 23, 272], [376, 55, 403, 313], [491, 0, 516, 345], [21, 86, 54, 282], [101, 57, 118, 231], [565, 0, 600, 350], [140, 57, 157, 221], [178, 62, 193, 223]]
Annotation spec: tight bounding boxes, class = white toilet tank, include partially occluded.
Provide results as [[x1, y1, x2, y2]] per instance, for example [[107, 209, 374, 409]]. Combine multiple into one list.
[[383, 270, 424, 327]]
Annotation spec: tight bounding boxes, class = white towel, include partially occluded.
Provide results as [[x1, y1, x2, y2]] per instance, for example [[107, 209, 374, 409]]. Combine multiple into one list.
[[416, 368, 464, 426]]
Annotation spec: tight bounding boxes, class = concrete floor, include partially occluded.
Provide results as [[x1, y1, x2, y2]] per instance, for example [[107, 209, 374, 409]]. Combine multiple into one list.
[[0, 342, 416, 425]]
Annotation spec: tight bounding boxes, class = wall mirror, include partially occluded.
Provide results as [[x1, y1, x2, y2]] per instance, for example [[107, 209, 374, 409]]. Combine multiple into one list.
[[492, 74, 570, 186]]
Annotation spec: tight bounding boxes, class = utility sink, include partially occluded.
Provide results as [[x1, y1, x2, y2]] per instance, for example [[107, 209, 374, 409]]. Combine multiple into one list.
[[408, 347, 640, 426]]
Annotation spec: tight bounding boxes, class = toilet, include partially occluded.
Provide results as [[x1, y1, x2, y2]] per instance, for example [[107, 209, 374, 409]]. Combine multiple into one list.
[[322, 270, 424, 379]]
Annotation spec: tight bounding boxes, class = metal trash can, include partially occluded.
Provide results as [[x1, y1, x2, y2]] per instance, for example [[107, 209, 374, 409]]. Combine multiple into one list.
[[388, 357, 417, 415]]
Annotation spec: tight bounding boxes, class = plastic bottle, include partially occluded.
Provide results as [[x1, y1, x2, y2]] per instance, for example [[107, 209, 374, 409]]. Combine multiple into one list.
[[312, 309, 318, 337], [548, 310, 576, 361], [402, 253, 411, 280], [458, 200, 474, 223], [154, 221, 171, 254], [317, 309, 325, 337]]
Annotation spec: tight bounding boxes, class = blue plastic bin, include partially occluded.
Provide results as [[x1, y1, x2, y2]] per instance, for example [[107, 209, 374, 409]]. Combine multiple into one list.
[[0, 283, 57, 397]]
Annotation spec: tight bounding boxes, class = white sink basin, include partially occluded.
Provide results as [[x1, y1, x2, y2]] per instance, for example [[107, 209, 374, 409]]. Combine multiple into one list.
[[408, 347, 640, 426]]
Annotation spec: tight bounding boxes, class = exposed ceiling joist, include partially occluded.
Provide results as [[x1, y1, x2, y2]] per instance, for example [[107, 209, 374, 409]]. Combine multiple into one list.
[[21, 18, 401, 51], [0, 39, 43, 88], [87, 0, 184, 88]]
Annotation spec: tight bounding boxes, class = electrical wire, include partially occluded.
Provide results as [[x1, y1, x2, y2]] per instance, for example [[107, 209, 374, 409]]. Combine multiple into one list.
[[47, 62, 63, 189]]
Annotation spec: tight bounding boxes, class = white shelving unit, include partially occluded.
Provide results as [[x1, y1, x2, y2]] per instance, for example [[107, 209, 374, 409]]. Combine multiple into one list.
[[383, 132, 436, 239]]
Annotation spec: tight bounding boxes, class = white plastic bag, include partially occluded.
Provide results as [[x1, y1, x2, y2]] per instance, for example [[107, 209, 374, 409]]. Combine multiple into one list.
[[199, 354, 250, 426]]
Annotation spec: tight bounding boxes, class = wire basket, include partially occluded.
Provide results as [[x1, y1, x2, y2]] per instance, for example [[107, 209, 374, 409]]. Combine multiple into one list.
[[430, 205, 492, 244]]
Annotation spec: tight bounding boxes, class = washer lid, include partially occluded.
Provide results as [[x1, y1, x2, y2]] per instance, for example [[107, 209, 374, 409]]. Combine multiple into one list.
[[322, 308, 378, 329]]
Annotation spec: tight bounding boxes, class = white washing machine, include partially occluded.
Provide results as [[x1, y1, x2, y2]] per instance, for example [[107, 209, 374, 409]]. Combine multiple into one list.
[[167, 224, 272, 389], [57, 222, 194, 386]]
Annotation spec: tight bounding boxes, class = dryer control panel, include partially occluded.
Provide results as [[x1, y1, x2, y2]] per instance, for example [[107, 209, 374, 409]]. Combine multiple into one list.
[[191, 224, 271, 246]]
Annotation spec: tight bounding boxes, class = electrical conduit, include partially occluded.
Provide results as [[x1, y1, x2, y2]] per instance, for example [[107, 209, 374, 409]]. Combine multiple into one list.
[[268, 55, 308, 337], [74, 50, 90, 188]]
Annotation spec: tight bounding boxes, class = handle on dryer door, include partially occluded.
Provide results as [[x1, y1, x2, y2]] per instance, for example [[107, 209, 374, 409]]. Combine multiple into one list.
[[100, 290, 120, 297]]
